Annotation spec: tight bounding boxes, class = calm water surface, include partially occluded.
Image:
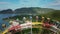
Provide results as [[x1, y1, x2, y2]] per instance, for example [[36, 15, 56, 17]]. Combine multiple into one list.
[[0, 14, 17, 31]]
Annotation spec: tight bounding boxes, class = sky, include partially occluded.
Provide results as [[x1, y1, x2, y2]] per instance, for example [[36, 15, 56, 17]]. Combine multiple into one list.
[[0, 0, 60, 10]]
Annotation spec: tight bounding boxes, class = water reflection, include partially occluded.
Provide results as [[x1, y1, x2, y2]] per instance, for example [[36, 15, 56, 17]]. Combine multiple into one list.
[[0, 14, 17, 31]]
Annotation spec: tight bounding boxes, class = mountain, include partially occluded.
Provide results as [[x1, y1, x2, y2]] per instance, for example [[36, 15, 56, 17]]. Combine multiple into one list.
[[0, 9, 13, 14], [2, 7, 60, 21], [14, 7, 54, 15], [0, 7, 54, 14]]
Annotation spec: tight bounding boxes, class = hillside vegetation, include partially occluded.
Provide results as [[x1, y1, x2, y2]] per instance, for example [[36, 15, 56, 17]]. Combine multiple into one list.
[[1, 7, 60, 21]]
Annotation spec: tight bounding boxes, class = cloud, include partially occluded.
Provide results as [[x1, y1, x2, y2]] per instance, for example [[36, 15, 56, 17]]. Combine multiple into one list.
[[46, 0, 60, 6], [0, 2, 10, 4], [52, 0, 60, 5]]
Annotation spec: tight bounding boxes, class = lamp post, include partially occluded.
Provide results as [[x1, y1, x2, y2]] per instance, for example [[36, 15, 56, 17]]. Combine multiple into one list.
[[36, 16, 38, 22], [41, 17, 44, 23], [23, 17, 26, 23], [29, 16, 32, 34], [30, 16, 32, 22]]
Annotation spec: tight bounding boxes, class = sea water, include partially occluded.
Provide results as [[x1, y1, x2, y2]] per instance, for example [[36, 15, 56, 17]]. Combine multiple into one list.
[[0, 14, 17, 31]]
